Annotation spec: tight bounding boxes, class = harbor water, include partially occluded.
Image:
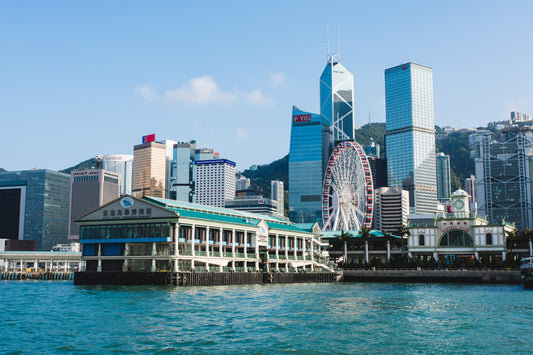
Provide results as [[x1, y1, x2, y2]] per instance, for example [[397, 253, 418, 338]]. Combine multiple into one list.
[[1, 281, 532, 354]]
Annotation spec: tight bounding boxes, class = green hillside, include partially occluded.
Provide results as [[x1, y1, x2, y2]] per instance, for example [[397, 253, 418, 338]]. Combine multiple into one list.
[[60, 157, 101, 175]]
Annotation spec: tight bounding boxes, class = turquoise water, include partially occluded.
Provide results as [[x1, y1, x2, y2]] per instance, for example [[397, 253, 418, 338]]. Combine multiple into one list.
[[0, 281, 532, 354]]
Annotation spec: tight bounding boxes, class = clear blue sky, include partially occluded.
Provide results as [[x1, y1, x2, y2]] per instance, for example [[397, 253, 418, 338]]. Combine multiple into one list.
[[1, 1, 532, 172]]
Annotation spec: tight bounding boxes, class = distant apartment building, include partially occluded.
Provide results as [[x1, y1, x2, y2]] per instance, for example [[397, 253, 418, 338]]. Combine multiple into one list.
[[194, 159, 236, 208], [103, 154, 133, 196], [470, 127, 533, 229], [374, 187, 410, 233], [68, 169, 120, 241], [132, 134, 167, 198], [236, 176, 251, 191], [0, 169, 71, 250], [488, 111, 532, 130]]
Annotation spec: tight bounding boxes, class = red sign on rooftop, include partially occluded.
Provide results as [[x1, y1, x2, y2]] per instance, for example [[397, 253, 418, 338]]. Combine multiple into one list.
[[292, 114, 312, 123], [142, 134, 155, 144]]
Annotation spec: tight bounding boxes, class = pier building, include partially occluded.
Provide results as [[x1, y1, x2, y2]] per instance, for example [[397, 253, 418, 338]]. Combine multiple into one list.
[[77, 195, 335, 274]]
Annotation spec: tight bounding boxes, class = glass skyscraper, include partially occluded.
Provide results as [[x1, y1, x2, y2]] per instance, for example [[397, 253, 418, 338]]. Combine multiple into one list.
[[320, 54, 355, 142], [289, 106, 332, 223], [436, 152, 451, 202], [385, 63, 437, 214]]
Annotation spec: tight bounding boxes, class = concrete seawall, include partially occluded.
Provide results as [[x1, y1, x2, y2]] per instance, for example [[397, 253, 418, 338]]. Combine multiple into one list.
[[74, 271, 338, 286], [342, 269, 521, 284]]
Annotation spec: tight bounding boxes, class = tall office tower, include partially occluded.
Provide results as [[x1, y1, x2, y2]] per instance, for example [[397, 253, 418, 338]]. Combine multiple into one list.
[[385, 62, 437, 214], [132, 134, 167, 198], [464, 175, 476, 204], [367, 156, 388, 189], [159, 139, 177, 198], [320, 54, 355, 142], [470, 127, 533, 230], [68, 169, 120, 241], [103, 154, 133, 196], [0, 169, 71, 250], [169, 141, 217, 202], [374, 187, 410, 232], [436, 152, 451, 202], [288, 106, 332, 223], [194, 159, 236, 208], [271, 180, 284, 217]]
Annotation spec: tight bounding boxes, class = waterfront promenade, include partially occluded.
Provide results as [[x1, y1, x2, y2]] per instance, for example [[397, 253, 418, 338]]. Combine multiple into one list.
[[343, 268, 521, 284]]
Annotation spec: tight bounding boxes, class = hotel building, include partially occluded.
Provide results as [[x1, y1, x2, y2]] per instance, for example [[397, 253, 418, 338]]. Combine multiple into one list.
[[194, 159, 236, 208], [132, 136, 167, 198]]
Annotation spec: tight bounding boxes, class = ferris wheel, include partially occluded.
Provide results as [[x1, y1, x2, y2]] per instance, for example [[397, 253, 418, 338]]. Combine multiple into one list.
[[322, 141, 374, 231]]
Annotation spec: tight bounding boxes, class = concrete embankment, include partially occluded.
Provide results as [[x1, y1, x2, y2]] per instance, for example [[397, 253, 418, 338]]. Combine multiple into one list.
[[74, 271, 338, 286], [342, 269, 521, 284]]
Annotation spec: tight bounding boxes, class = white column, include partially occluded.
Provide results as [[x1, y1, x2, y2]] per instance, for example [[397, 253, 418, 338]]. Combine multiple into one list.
[[275, 233, 279, 271], [502, 251, 506, 261], [174, 224, 180, 272], [34, 259, 38, 272], [151, 242, 157, 272], [232, 229, 236, 271], [191, 225, 196, 257], [206, 227, 210, 258], [219, 228, 223, 272]]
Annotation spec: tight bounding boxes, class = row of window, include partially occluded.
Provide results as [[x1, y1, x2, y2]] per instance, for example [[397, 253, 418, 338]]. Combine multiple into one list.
[[80, 223, 171, 240]]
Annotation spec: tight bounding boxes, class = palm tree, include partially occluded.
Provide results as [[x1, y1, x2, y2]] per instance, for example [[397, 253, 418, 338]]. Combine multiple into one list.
[[335, 230, 353, 265], [360, 226, 372, 264], [396, 225, 410, 256], [506, 229, 518, 261], [521, 229, 533, 257]]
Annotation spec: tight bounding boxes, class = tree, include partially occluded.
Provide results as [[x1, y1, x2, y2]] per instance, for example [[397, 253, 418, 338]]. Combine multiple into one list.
[[360, 226, 372, 264], [334, 230, 353, 265], [396, 225, 410, 256], [506, 229, 518, 261]]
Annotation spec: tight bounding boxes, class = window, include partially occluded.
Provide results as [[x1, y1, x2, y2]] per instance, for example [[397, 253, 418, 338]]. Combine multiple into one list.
[[486, 233, 493, 245], [419, 234, 425, 246], [439, 230, 474, 247]]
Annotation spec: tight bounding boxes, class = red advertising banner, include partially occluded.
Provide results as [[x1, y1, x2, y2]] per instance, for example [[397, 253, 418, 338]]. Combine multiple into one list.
[[292, 114, 312, 123]]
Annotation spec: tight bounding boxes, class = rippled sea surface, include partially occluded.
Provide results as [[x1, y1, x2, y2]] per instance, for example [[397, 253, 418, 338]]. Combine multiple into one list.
[[1, 281, 532, 354]]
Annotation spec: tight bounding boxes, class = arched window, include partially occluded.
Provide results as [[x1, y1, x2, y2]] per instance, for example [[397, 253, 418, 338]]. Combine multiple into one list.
[[439, 230, 474, 247], [419, 234, 425, 246], [486, 233, 493, 245]]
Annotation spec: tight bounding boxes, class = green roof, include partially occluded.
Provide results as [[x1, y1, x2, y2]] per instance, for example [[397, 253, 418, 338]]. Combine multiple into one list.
[[144, 196, 313, 234]]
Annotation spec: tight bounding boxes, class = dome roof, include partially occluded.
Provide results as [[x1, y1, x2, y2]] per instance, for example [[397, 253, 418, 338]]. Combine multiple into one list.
[[453, 189, 469, 196]]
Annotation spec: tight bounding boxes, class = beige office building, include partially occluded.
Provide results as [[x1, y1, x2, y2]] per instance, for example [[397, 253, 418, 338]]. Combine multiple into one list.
[[132, 141, 167, 198]]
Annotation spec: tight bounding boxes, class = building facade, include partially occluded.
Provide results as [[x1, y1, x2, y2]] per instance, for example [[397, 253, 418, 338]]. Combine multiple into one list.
[[470, 127, 533, 230], [103, 154, 133, 196], [374, 187, 410, 232], [194, 159, 236, 208], [320, 54, 355, 142], [132, 138, 167, 199], [0, 170, 71, 250], [408, 190, 514, 261], [68, 169, 120, 241], [436, 152, 451, 202], [385, 62, 437, 214], [271, 180, 284, 217], [77, 195, 333, 273], [225, 188, 281, 217], [169, 141, 217, 202], [288, 106, 332, 223]]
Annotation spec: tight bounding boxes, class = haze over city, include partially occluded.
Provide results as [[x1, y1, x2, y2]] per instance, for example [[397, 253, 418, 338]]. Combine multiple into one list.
[[1, 1, 532, 172]]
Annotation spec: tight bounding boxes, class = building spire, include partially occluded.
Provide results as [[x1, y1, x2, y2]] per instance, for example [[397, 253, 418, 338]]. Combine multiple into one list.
[[327, 24, 340, 64]]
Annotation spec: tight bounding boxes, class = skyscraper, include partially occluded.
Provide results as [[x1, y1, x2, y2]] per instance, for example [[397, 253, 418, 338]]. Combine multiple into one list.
[[194, 159, 236, 208], [436, 152, 451, 202], [288, 106, 332, 223], [271, 180, 284, 217], [0, 169, 71, 250], [385, 62, 437, 214], [132, 135, 167, 198], [103, 154, 133, 196], [470, 127, 533, 229], [320, 54, 355, 142], [68, 169, 120, 241]]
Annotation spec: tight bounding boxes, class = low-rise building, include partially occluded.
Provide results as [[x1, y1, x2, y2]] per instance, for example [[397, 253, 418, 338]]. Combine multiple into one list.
[[77, 195, 334, 274]]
